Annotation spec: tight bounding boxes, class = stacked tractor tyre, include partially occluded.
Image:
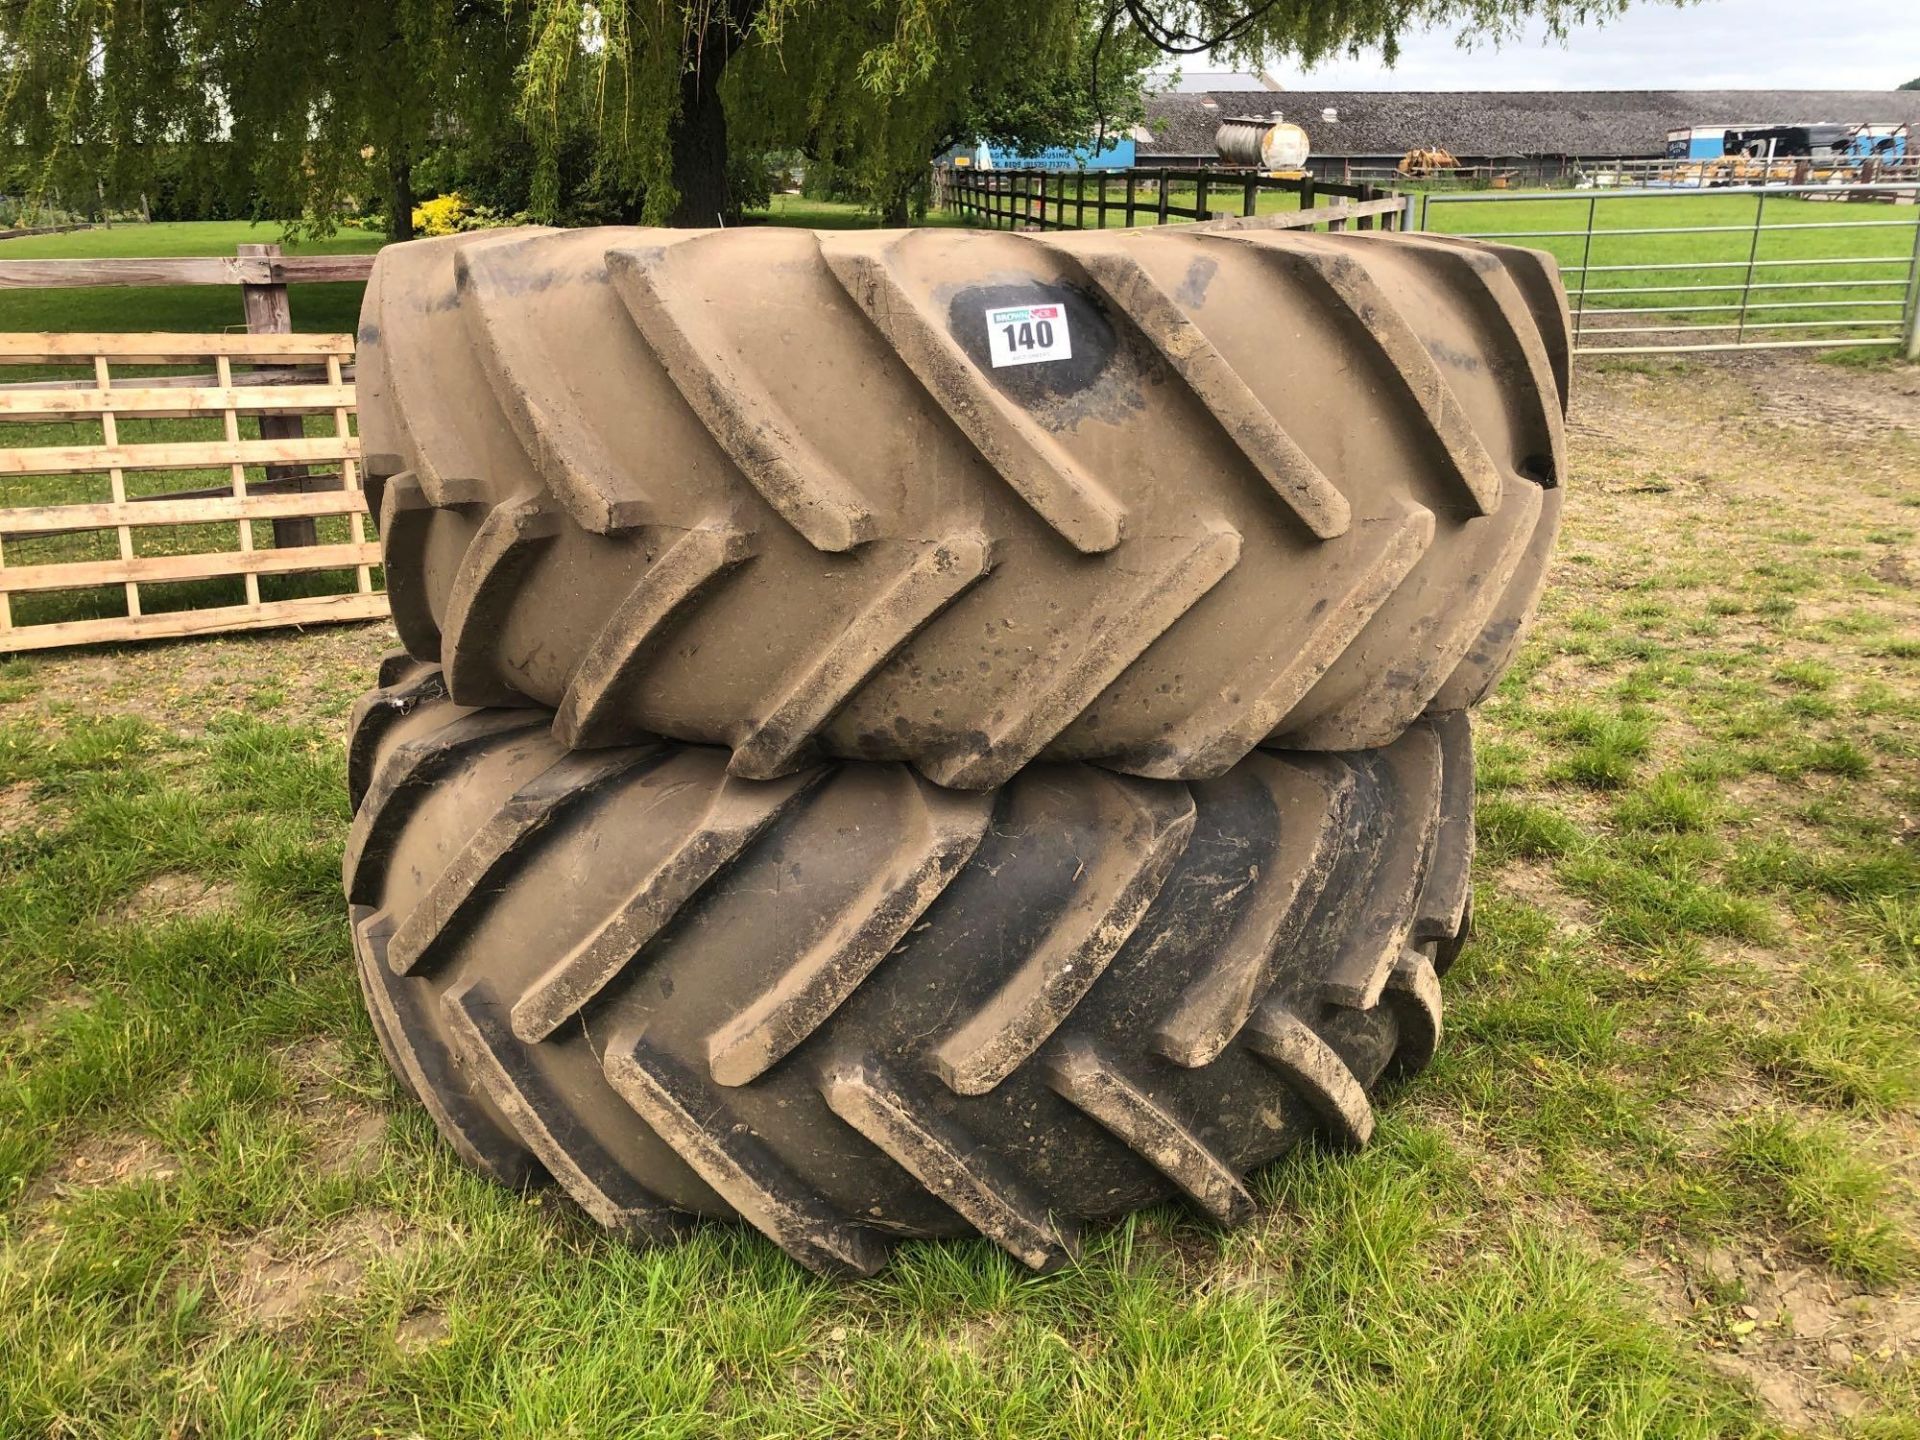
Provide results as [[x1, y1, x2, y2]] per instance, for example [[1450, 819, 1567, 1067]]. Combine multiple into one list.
[[347, 219, 1567, 1276]]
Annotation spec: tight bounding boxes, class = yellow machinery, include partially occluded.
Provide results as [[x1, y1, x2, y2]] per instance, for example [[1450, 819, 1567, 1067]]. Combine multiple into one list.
[[1397, 147, 1461, 178]]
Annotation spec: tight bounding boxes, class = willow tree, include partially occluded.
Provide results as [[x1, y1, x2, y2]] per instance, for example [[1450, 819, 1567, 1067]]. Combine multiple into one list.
[[0, 0, 1651, 233], [0, 0, 522, 238], [545, 0, 1650, 223], [720, 2, 1153, 225]]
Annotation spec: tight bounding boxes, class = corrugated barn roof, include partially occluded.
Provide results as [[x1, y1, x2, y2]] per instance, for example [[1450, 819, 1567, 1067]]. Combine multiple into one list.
[[1140, 90, 1920, 158]]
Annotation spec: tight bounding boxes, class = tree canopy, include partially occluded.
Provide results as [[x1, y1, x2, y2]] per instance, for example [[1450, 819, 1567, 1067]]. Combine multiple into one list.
[[0, 0, 1650, 235]]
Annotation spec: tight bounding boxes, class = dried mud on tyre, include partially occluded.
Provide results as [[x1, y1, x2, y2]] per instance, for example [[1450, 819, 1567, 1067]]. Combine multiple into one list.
[[358, 223, 1564, 788], [344, 658, 1474, 1276]]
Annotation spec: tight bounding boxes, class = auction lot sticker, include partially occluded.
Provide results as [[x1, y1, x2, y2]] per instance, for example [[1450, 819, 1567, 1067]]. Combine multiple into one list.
[[985, 303, 1073, 368]]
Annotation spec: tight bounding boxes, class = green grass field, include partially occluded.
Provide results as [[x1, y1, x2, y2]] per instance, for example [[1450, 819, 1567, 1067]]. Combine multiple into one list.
[[0, 221, 386, 336], [1420, 192, 1919, 345], [1, 353, 1917, 1434]]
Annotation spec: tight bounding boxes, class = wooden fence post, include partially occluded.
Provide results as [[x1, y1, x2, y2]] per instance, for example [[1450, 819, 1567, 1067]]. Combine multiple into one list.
[[237, 242, 317, 548]]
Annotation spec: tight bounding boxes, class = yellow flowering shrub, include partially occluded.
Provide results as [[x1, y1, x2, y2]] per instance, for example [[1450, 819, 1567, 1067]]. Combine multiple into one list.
[[411, 193, 471, 236], [408, 192, 526, 237]]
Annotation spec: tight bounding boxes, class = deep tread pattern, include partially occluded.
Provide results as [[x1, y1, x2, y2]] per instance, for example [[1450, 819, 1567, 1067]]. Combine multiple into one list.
[[509, 768, 827, 1043], [1410, 710, 1476, 953], [606, 1035, 891, 1277], [1152, 757, 1351, 1068], [821, 234, 1127, 554], [1107, 506, 1431, 779], [706, 774, 993, 1087], [1406, 233, 1573, 418], [1382, 234, 1568, 487], [441, 981, 677, 1240], [352, 911, 544, 1188], [1277, 479, 1544, 751], [454, 231, 657, 536], [822, 1059, 1076, 1271], [926, 526, 1241, 789], [344, 674, 1474, 1275], [1206, 232, 1504, 517], [440, 496, 564, 707], [341, 709, 546, 905], [1382, 951, 1444, 1079], [386, 748, 651, 978], [608, 239, 879, 552], [1317, 724, 1444, 1009], [1056, 245, 1349, 540], [1045, 1039, 1255, 1227], [729, 532, 993, 780], [359, 225, 1564, 785], [375, 474, 446, 662], [553, 523, 754, 750], [933, 774, 1196, 1094], [1243, 1004, 1376, 1148], [347, 657, 447, 811]]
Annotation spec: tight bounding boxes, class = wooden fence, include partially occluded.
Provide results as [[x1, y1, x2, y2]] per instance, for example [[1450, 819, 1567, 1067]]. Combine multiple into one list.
[[936, 166, 1412, 232], [0, 244, 383, 652]]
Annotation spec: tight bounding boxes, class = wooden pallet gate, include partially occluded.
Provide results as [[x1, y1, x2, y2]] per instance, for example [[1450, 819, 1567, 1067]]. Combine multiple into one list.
[[0, 330, 384, 650], [0, 244, 385, 651]]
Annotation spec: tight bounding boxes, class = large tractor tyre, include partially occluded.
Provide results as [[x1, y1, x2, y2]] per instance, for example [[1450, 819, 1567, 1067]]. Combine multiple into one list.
[[358, 222, 1564, 790], [344, 657, 1475, 1276]]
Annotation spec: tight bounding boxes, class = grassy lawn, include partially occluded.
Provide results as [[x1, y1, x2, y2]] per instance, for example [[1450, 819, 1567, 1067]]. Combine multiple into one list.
[[0, 222, 385, 337], [1, 351, 1917, 1434], [1419, 193, 1920, 345]]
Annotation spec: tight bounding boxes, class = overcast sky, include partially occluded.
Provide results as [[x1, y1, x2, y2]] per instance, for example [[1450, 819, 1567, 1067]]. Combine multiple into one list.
[[1178, 0, 1920, 91]]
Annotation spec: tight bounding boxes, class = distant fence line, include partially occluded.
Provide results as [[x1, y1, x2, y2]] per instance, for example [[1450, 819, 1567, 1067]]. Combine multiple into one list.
[[935, 166, 1410, 232], [1420, 182, 1920, 358]]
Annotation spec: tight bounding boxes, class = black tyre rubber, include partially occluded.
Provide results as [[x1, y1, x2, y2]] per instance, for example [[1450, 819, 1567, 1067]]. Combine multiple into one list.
[[345, 656, 1474, 1276], [358, 222, 1563, 789]]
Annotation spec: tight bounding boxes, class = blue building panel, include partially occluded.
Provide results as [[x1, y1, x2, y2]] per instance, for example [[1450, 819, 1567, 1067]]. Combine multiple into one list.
[[952, 139, 1137, 171]]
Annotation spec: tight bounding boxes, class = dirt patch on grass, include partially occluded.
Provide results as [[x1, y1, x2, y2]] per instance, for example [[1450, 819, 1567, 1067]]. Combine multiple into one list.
[[278, 1036, 390, 1178], [9, 984, 92, 1041], [111, 872, 236, 924], [394, 1309, 451, 1353], [313, 1110, 389, 1179], [1727, 353, 1920, 436], [23, 1132, 178, 1205], [1493, 859, 1595, 935], [227, 1209, 413, 1326], [20, 619, 397, 738], [0, 780, 41, 836], [1634, 1241, 1919, 1430]]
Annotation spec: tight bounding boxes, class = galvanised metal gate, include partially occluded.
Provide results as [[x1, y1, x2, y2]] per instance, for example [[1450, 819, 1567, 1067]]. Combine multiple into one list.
[[1418, 183, 1920, 357]]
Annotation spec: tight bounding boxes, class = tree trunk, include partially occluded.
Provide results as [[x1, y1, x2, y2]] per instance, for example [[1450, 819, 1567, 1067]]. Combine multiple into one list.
[[879, 169, 922, 227], [666, 40, 734, 227], [664, 0, 761, 228], [386, 153, 416, 243]]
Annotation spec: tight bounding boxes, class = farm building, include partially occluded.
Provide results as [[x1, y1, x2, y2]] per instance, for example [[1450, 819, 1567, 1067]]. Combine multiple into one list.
[[1137, 89, 1920, 179]]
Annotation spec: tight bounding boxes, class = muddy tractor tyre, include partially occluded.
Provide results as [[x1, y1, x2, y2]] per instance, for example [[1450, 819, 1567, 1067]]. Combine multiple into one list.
[[344, 658, 1474, 1277], [358, 223, 1564, 790]]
